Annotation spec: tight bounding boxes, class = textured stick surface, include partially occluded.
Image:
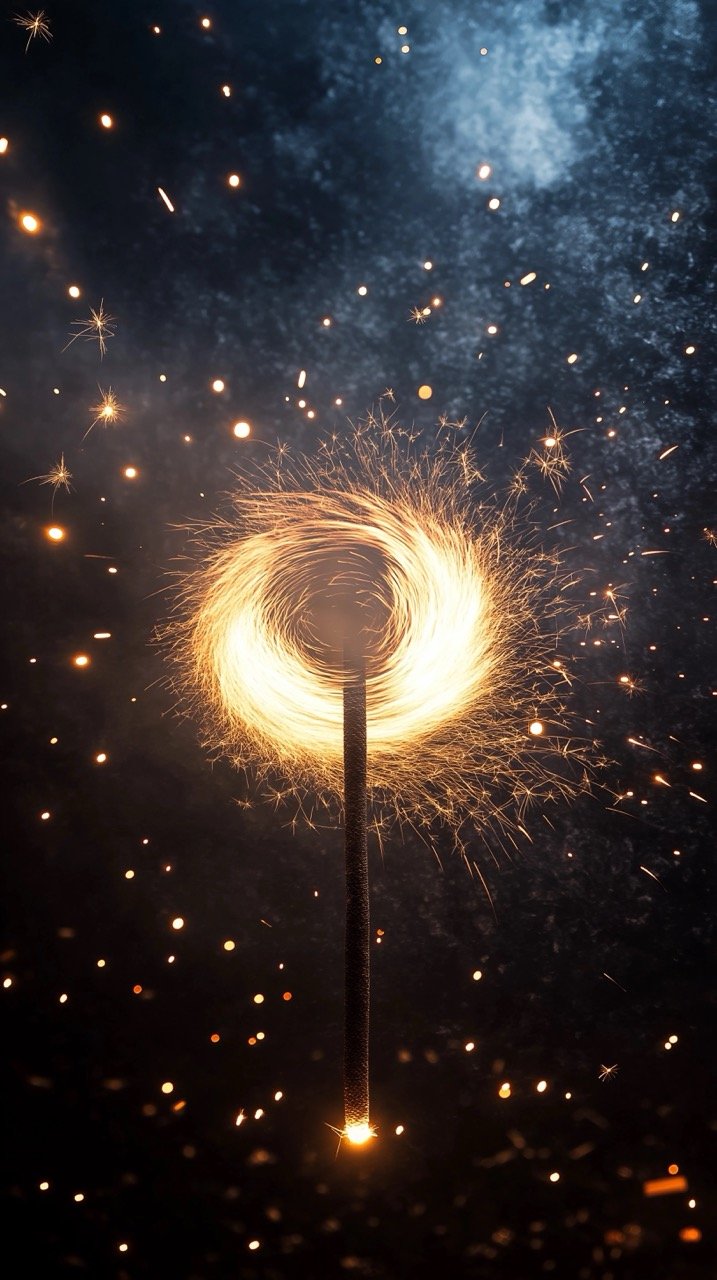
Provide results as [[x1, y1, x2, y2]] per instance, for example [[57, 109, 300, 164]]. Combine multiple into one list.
[[343, 641, 369, 1129]]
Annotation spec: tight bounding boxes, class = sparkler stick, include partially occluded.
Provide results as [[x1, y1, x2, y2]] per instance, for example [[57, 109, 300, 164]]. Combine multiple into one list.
[[168, 412, 594, 1147], [342, 633, 371, 1143]]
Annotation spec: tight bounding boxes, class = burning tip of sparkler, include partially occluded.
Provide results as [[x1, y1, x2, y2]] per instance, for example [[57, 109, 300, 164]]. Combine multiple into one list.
[[342, 1122, 377, 1146]]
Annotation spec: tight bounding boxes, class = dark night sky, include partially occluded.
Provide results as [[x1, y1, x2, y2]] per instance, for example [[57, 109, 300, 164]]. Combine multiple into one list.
[[1, 1, 716, 1276]]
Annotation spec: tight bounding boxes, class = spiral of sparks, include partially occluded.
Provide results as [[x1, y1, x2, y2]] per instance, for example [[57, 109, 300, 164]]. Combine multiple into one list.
[[168, 417, 592, 843]]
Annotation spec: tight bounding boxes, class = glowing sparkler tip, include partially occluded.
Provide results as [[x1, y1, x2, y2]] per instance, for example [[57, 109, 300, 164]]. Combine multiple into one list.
[[343, 1122, 377, 1146]]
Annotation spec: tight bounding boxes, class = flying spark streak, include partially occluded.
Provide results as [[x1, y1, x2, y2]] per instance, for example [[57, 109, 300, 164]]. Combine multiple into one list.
[[627, 737, 659, 751], [64, 300, 116, 358], [602, 972, 627, 992], [640, 865, 666, 890], [14, 9, 52, 51], [643, 1176, 688, 1197], [157, 187, 175, 212], [659, 444, 680, 460]]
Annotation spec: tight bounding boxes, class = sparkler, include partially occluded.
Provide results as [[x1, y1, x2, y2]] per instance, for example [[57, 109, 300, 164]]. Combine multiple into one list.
[[168, 413, 593, 1144]]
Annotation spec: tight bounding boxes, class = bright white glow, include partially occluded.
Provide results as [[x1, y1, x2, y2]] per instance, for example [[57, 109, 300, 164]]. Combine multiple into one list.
[[343, 1122, 376, 1145]]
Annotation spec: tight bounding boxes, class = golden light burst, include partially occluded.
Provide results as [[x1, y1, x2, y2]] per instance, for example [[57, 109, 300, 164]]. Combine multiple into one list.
[[28, 453, 73, 494], [166, 413, 595, 849], [86, 386, 125, 438], [14, 9, 52, 52], [23, 453, 73, 514], [64, 300, 116, 358]]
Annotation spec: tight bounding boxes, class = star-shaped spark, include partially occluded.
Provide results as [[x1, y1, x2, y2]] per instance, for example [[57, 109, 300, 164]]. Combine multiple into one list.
[[528, 412, 576, 495], [408, 306, 428, 325], [23, 454, 73, 513], [13, 9, 52, 52], [64, 300, 116, 359], [86, 387, 125, 438], [599, 1063, 619, 1082]]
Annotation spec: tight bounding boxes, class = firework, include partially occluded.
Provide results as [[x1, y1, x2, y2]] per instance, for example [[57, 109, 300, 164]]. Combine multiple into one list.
[[13, 10, 52, 52], [64, 300, 116, 358], [168, 413, 593, 1142], [86, 386, 125, 438], [23, 454, 73, 514], [171, 418, 590, 838]]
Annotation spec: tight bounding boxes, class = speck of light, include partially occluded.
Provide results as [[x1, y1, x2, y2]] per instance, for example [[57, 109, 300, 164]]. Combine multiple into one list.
[[228, 173, 241, 188], [46, 526, 65, 541], [100, 114, 113, 129], [417, 384, 433, 400], [20, 212, 41, 234], [171, 917, 184, 930], [233, 420, 251, 438]]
